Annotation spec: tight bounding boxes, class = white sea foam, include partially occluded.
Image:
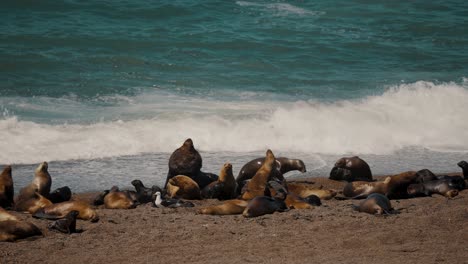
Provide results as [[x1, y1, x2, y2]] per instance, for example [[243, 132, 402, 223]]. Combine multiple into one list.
[[1, 81, 468, 164], [236, 1, 322, 16]]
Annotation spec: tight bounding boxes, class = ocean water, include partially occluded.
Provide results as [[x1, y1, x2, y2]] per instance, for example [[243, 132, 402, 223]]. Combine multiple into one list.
[[1, 1, 467, 192]]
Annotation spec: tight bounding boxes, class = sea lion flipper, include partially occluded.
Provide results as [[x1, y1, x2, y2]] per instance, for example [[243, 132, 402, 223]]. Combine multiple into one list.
[[32, 208, 61, 220]]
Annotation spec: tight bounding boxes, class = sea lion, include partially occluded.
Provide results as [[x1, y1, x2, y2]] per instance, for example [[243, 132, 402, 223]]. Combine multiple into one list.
[[0, 165, 14, 208], [329, 156, 373, 182], [166, 175, 201, 200], [385, 171, 419, 199], [32, 161, 52, 196], [242, 196, 288, 218], [458, 160, 468, 179], [266, 180, 314, 209], [286, 182, 337, 200], [131, 179, 161, 204], [104, 186, 139, 209], [407, 180, 459, 198], [436, 175, 465, 190], [241, 149, 279, 200], [414, 169, 438, 183], [153, 191, 194, 208], [48, 210, 78, 234], [0, 210, 42, 242], [353, 193, 395, 215], [33, 200, 99, 222], [164, 138, 203, 188], [342, 177, 391, 198], [93, 190, 110, 206], [197, 199, 249, 215], [14, 191, 52, 214], [201, 163, 237, 200], [303, 195, 321, 206], [48, 186, 72, 203], [236, 157, 306, 193]]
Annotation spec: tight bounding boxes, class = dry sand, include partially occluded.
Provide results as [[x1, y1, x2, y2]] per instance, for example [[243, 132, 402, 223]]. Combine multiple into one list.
[[1, 176, 467, 264]]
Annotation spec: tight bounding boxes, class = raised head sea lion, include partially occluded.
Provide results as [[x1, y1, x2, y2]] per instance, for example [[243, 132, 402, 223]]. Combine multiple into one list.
[[153, 191, 194, 208], [197, 199, 249, 215], [329, 156, 372, 182], [48, 210, 78, 234], [33, 200, 99, 222], [457, 160, 468, 179], [242, 196, 288, 218], [0, 209, 42, 242], [14, 191, 52, 214], [353, 193, 395, 215], [342, 177, 391, 198], [104, 186, 139, 209], [201, 163, 237, 200], [48, 186, 72, 203], [241, 149, 279, 200], [32, 161, 52, 196], [0, 165, 14, 208], [236, 157, 305, 193], [286, 182, 337, 200], [407, 180, 459, 198], [131, 179, 161, 204], [164, 138, 203, 188], [167, 175, 201, 200]]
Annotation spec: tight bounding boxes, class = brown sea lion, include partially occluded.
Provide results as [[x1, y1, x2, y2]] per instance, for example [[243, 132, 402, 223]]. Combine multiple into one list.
[[342, 177, 391, 198], [197, 199, 249, 215], [353, 193, 395, 215], [104, 186, 139, 209], [241, 149, 279, 200], [266, 180, 315, 209], [164, 138, 203, 188], [236, 157, 305, 193], [14, 191, 52, 214], [48, 186, 72, 204], [385, 171, 419, 199], [93, 190, 110, 206], [0, 165, 14, 208], [407, 180, 459, 198], [286, 182, 337, 200], [329, 156, 372, 182], [242, 196, 288, 218], [131, 179, 161, 204], [48, 210, 79, 234], [0, 214, 42, 242], [32, 161, 52, 196], [33, 200, 99, 222], [201, 163, 237, 200], [167, 175, 201, 200], [458, 160, 468, 179]]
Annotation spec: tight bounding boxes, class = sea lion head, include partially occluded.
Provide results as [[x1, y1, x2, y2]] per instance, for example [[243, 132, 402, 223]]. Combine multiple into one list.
[[295, 159, 306, 173], [457, 160, 468, 169], [183, 138, 194, 150], [334, 158, 347, 168], [35, 162, 48, 173], [223, 163, 232, 172], [2, 165, 12, 175], [131, 179, 143, 188]]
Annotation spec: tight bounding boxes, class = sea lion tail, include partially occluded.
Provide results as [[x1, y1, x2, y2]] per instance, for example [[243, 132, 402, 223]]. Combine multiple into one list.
[[32, 208, 62, 220]]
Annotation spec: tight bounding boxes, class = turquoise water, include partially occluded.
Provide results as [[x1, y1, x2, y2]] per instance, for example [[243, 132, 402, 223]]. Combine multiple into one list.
[[1, 1, 467, 191]]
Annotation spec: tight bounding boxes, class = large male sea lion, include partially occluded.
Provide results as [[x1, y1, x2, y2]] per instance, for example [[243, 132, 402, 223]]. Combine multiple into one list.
[[0, 165, 14, 208], [0, 208, 42, 242], [104, 186, 139, 209], [166, 175, 201, 200], [329, 156, 372, 182], [241, 149, 279, 200], [164, 138, 203, 188], [33, 200, 99, 222], [197, 199, 249, 215], [201, 163, 237, 200], [353, 193, 395, 215], [407, 180, 459, 198], [236, 157, 306, 193]]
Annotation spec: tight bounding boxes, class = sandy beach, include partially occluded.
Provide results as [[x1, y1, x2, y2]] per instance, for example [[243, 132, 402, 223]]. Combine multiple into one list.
[[1, 175, 467, 264]]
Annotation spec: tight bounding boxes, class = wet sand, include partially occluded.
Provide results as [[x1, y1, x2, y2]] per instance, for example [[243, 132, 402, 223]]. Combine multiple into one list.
[[1, 176, 467, 264]]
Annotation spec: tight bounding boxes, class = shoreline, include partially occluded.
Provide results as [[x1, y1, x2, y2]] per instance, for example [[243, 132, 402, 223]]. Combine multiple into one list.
[[2, 174, 467, 263]]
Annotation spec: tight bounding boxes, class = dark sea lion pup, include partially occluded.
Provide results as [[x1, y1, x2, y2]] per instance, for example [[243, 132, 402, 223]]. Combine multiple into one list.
[[131, 179, 161, 204], [353, 193, 396, 215], [48, 210, 79, 234], [48, 186, 72, 204], [0, 165, 14, 208], [457, 160, 468, 179], [329, 156, 372, 182], [164, 138, 203, 188]]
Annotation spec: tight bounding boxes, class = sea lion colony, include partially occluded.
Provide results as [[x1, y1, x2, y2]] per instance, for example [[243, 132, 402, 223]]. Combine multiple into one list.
[[0, 138, 466, 242]]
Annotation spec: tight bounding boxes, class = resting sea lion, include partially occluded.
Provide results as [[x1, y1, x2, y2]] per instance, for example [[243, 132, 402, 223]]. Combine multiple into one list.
[[329, 156, 372, 181], [436, 175, 465, 190], [0, 207, 18, 221], [407, 180, 459, 198], [342, 177, 391, 198], [197, 199, 249, 215], [414, 169, 438, 183], [201, 163, 237, 200], [131, 180, 161, 204], [0, 209, 42, 242], [385, 171, 419, 199], [167, 175, 201, 200], [242, 196, 288, 218], [48, 210, 78, 234], [48, 186, 72, 203], [93, 190, 110, 206], [241, 149, 279, 200], [14, 191, 52, 214], [104, 186, 139, 209], [286, 182, 337, 200], [236, 157, 305, 193], [266, 180, 314, 209], [164, 138, 203, 188], [0, 165, 14, 208], [458, 160, 468, 179], [353, 193, 395, 215], [33, 200, 99, 222]]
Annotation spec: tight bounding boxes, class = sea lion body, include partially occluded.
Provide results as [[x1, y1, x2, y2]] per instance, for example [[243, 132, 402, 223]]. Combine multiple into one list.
[[330, 156, 372, 182], [353, 193, 394, 215], [242, 196, 287, 218], [32, 162, 52, 196], [104, 187, 139, 209], [164, 138, 203, 188], [407, 180, 459, 198], [436, 175, 466, 190], [241, 150, 278, 200], [414, 169, 438, 184], [457, 160, 468, 179], [131, 180, 161, 204], [286, 182, 337, 200], [386, 171, 418, 199], [167, 175, 201, 200], [202, 163, 237, 200], [236, 157, 305, 193], [48, 186, 72, 204], [0, 207, 18, 221], [343, 178, 390, 198], [48, 210, 78, 234], [0, 165, 14, 208], [197, 199, 249, 215], [14, 192, 52, 214], [0, 219, 42, 242], [33, 200, 99, 222]]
